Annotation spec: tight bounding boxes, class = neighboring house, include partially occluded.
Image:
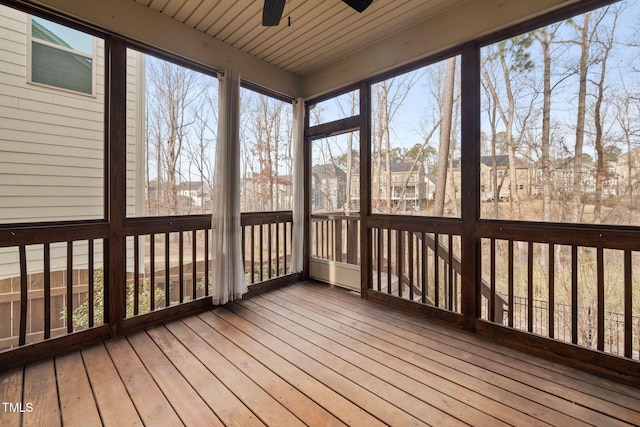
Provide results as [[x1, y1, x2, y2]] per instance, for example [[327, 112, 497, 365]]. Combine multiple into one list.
[[312, 164, 346, 211], [453, 155, 531, 202], [533, 158, 617, 197], [177, 181, 212, 209], [425, 173, 437, 201], [0, 6, 145, 279], [240, 174, 292, 212], [616, 148, 640, 196], [371, 160, 427, 210]]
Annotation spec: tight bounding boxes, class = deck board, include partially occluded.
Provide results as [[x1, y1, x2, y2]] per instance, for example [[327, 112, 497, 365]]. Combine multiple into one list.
[[56, 352, 102, 427], [0, 281, 639, 427], [175, 316, 346, 427], [288, 283, 640, 425], [126, 331, 223, 426], [104, 337, 183, 427], [247, 292, 557, 426], [22, 360, 61, 427], [0, 368, 23, 427], [81, 344, 142, 427], [277, 284, 635, 426], [147, 324, 267, 427]]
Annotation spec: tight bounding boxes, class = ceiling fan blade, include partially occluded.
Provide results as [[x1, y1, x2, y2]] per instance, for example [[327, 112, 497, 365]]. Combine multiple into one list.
[[342, 0, 373, 13], [262, 0, 286, 26]]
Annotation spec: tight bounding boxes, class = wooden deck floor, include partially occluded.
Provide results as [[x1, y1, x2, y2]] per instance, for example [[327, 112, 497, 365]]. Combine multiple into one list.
[[1, 281, 639, 426]]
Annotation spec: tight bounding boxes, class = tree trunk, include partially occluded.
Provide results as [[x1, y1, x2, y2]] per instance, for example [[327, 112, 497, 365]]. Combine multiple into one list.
[[433, 57, 456, 216], [572, 13, 591, 223]]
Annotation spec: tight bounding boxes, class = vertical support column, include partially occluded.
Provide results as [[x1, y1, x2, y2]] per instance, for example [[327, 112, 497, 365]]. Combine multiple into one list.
[[302, 104, 311, 280], [360, 81, 372, 296], [106, 37, 127, 336], [460, 43, 481, 331]]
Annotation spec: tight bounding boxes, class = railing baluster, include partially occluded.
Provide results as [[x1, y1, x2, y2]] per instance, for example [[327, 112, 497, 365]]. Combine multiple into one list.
[[259, 224, 264, 282], [528, 241, 534, 333], [490, 238, 496, 322], [165, 233, 170, 308], [251, 225, 256, 284], [397, 229, 402, 299], [549, 243, 555, 339], [314, 221, 319, 258], [434, 233, 439, 308], [376, 228, 382, 292], [332, 220, 338, 262], [242, 225, 246, 281], [268, 222, 273, 279], [88, 239, 94, 328], [204, 230, 209, 296], [192, 230, 197, 300], [448, 234, 453, 311], [624, 250, 632, 358], [150, 234, 155, 311], [571, 245, 578, 345], [387, 229, 392, 294], [597, 247, 604, 351], [421, 232, 427, 303], [408, 232, 414, 301], [44, 243, 51, 339], [134, 235, 140, 316], [66, 241, 73, 333], [179, 232, 184, 304], [276, 218, 280, 276], [283, 221, 288, 274], [19, 245, 27, 346], [508, 240, 514, 328]]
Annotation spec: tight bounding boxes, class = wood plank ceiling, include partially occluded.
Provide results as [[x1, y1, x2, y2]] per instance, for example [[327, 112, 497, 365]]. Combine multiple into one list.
[[133, 0, 468, 77]]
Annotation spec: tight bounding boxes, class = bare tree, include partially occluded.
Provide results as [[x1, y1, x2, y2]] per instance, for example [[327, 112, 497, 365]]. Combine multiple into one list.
[[591, 5, 619, 222], [433, 57, 457, 216], [371, 72, 420, 213], [242, 92, 292, 211], [146, 58, 202, 215], [482, 36, 533, 219], [534, 24, 562, 222]]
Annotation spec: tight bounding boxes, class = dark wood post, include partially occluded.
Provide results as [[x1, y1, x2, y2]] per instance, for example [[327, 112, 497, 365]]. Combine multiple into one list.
[[302, 103, 311, 280], [106, 38, 127, 336], [460, 43, 481, 331], [360, 81, 372, 296]]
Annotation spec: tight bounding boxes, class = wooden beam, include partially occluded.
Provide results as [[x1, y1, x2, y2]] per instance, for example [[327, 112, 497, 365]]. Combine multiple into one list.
[[360, 81, 371, 296], [460, 43, 481, 331], [106, 37, 127, 336]]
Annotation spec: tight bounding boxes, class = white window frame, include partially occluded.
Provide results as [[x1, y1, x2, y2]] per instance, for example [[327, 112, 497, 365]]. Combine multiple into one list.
[[27, 16, 97, 96]]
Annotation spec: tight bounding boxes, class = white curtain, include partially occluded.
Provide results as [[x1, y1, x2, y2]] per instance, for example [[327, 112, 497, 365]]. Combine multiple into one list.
[[211, 69, 247, 304], [290, 97, 305, 272]]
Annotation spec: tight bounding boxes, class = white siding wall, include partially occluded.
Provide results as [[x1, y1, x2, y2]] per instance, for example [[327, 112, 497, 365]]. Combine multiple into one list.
[[0, 5, 143, 279]]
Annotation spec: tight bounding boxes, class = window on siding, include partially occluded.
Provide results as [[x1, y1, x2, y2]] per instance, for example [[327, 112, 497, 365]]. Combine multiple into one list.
[[30, 16, 94, 95]]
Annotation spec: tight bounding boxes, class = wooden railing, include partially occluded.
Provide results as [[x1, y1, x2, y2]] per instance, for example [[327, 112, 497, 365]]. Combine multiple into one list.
[[0, 211, 294, 355], [311, 213, 360, 265], [478, 221, 640, 361], [241, 211, 293, 283], [0, 222, 110, 352], [368, 216, 463, 314]]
